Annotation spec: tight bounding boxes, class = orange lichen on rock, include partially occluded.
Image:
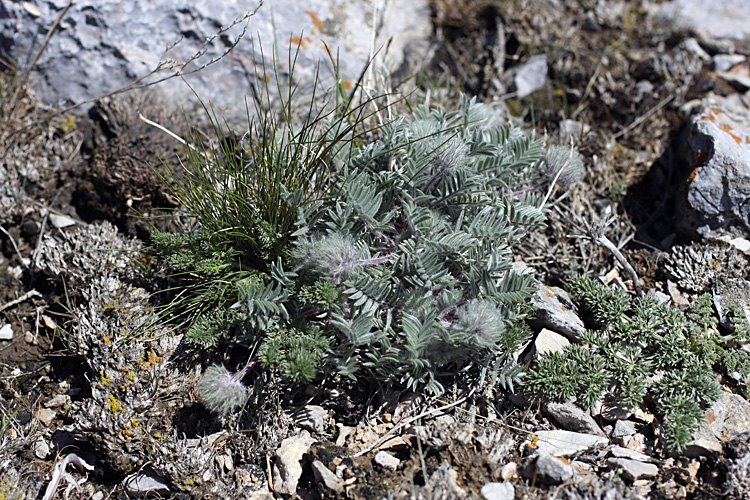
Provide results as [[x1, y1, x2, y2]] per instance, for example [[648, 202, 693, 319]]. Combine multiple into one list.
[[304, 10, 325, 30]]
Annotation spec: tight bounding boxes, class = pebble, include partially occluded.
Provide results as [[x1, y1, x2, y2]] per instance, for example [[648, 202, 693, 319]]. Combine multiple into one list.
[[293, 405, 327, 433], [32, 438, 50, 459], [500, 462, 517, 481], [511, 54, 548, 97], [123, 470, 171, 497], [481, 481, 515, 500], [45, 394, 68, 408], [374, 450, 400, 470], [530, 328, 570, 360], [545, 401, 606, 436], [609, 445, 653, 462], [607, 457, 658, 481], [0, 324, 13, 340], [272, 430, 315, 495], [611, 420, 637, 438], [36, 408, 56, 427], [312, 460, 344, 494], [526, 430, 608, 456], [530, 453, 574, 485], [531, 285, 585, 339]]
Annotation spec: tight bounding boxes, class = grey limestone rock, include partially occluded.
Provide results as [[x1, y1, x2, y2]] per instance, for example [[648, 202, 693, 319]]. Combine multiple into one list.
[[531, 284, 585, 339], [524, 453, 574, 485], [544, 401, 606, 437], [656, 0, 750, 41], [606, 458, 658, 481], [525, 430, 608, 457], [481, 481, 514, 500], [508, 54, 548, 98], [272, 430, 316, 496], [677, 93, 750, 237], [1, 0, 431, 125]]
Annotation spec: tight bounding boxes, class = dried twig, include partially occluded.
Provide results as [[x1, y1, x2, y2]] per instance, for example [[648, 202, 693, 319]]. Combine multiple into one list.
[[0, 224, 28, 269], [0, 290, 42, 313], [349, 392, 472, 458], [565, 213, 643, 296]]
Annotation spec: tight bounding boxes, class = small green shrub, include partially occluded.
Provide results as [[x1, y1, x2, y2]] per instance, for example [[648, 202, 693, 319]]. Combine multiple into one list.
[[150, 58, 586, 410], [524, 274, 750, 452]]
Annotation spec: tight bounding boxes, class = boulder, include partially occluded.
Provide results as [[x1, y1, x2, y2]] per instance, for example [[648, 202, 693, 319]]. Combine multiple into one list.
[[677, 93, 750, 237], [1, 0, 431, 124], [656, 0, 750, 41]]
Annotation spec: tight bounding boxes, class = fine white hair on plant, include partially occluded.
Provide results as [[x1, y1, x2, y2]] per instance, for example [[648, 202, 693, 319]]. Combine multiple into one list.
[[198, 364, 249, 416], [456, 300, 507, 349]]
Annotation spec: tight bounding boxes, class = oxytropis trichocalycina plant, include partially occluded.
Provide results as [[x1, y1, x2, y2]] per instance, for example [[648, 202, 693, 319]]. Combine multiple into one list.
[[152, 92, 585, 415]]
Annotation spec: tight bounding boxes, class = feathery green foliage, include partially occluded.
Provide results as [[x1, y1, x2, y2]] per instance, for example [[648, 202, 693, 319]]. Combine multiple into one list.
[[524, 274, 750, 452], [150, 55, 582, 409]]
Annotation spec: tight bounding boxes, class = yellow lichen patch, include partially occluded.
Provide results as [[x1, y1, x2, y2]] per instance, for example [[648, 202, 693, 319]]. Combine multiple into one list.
[[107, 394, 122, 413], [57, 115, 77, 134], [103, 335, 112, 345], [341, 79, 352, 89], [139, 350, 163, 370], [100, 371, 111, 387], [123, 365, 136, 384]]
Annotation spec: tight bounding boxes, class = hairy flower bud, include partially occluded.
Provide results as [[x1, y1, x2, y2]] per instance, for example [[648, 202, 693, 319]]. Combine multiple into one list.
[[544, 145, 585, 188], [198, 364, 248, 416], [456, 300, 506, 348]]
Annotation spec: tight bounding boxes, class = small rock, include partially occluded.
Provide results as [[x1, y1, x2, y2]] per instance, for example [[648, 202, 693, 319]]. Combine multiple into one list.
[[530, 328, 570, 360], [612, 420, 637, 438], [500, 462, 517, 481], [729, 237, 750, 254], [609, 445, 654, 463], [607, 457, 658, 481], [525, 453, 574, 485], [676, 93, 750, 237], [216, 453, 234, 472], [625, 434, 648, 455], [511, 54, 548, 97], [544, 401, 606, 436], [713, 277, 750, 330], [682, 38, 710, 61], [0, 324, 13, 340], [45, 394, 68, 408], [32, 438, 50, 459], [293, 405, 327, 433], [684, 437, 724, 457], [692, 390, 750, 449], [713, 54, 746, 72], [49, 213, 77, 229], [657, 0, 750, 41], [647, 290, 671, 306], [374, 450, 400, 470], [123, 469, 171, 497], [272, 430, 316, 495], [335, 424, 354, 447], [481, 481, 514, 500], [36, 408, 56, 427], [531, 285, 585, 339], [667, 281, 690, 309], [526, 430, 608, 456], [312, 460, 344, 494]]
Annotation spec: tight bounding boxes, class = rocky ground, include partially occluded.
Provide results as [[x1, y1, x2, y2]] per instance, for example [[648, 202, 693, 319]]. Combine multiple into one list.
[[1, 0, 750, 499]]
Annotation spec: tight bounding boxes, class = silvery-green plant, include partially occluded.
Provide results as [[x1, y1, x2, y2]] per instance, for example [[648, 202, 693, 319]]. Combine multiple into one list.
[[152, 66, 585, 412]]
